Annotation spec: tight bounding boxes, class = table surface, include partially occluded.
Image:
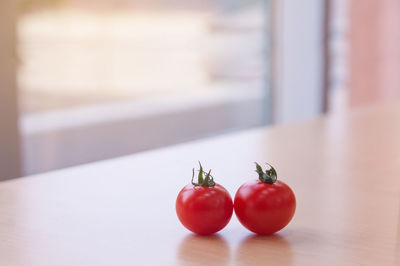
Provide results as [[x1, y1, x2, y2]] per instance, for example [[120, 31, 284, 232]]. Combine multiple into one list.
[[1, 103, 400, 266]]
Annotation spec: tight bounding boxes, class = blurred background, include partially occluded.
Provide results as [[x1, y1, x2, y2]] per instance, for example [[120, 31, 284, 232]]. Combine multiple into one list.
[[1, 0, 399, 180]]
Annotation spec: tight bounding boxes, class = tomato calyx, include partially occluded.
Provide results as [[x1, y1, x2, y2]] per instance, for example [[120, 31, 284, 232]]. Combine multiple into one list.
[[255, 162, 277, 184], [191, 162, 215, 187]]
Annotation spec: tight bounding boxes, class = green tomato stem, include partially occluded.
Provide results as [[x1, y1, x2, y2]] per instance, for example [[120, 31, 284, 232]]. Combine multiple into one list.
[[191, 162, 215, 187], [255, 162, 277, 184]]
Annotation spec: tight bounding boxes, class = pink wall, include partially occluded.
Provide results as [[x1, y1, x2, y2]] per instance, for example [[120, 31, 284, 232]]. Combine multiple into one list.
[[348, 0, 400, 106]]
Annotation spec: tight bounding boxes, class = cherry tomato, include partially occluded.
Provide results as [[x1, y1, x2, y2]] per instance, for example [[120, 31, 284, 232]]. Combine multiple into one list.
[[176, 163, 233, 235], [234, 163, 296, 235]]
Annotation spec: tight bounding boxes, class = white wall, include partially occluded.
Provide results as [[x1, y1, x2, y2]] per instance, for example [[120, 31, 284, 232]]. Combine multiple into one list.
[[21, 86, 264, 175], [273, 0, 325, 123]]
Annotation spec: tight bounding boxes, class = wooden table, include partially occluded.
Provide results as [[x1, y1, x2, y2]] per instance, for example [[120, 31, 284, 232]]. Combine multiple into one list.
[[1, 103, 399, 265]]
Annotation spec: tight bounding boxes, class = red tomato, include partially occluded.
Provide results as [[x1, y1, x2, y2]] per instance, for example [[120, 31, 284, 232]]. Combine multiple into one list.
[[234, 163, 296, 235], [176, 163, 233, 235]]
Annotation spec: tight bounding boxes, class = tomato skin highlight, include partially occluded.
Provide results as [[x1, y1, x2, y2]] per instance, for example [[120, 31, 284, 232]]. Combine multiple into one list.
[[176, 183, 233, 235], [234, 179, 296, 235]]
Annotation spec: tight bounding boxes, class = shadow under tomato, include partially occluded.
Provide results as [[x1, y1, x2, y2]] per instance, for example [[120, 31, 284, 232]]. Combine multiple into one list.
[[236, 233, 293, 266], [177, 234, 231, 266]]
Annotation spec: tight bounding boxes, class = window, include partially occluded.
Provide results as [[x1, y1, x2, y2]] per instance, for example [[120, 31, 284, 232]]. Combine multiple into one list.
[[17, 0, 272, 175]]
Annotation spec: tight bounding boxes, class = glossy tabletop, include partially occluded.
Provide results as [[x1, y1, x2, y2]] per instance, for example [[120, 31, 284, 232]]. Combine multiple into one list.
[[0, 103, 399, 265]]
